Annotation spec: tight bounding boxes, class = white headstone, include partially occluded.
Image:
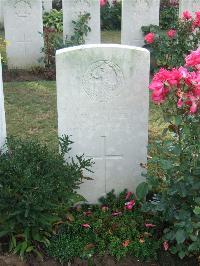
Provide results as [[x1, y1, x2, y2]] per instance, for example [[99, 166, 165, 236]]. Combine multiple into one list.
[[121, 0, 160, 46], [56, 44, 150, 203], [42, 0, 52, 12], [179, 0, 200, 16], [62, 0, 100, 44], [0, 57, 6, 149], [4, 0, 44, 69], [0, 1, 4, 28]]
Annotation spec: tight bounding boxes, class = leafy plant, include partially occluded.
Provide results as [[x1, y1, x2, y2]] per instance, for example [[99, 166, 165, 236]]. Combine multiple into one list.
[[0, 136, 92, 258], [137, 49, 200, 259], [101, 0, 121, 31], [41, 12, 91, 69], [43, 9, 63, 32], [143, 11, 200, 70], [65, 12, 91, 47], [159, 0, 179, 29], [47, 190, 161, 263]]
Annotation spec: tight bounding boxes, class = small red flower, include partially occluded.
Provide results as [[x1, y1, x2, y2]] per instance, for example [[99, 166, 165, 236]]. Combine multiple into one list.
[[122, 240, 130, 247], [163, 241, 169, 251], [145, 223, 156, 228], [83, 210, 92, 216], [182, 10, 192, 20], [125, 191, 132, 200], [166, 29, 176, 38], [125, 200, 135, 210], [82, 223, 90, 228], [112, 211, 122, 216], [144, 32, 155, 44]]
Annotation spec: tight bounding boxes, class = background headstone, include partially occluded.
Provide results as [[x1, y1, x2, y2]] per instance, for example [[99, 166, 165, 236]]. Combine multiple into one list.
[[0, 1, 4, 29], [0, 57, 6, 149], [62, 0, 100, 44], [56, 44, 150, 203], [121, 0, 160, 46], [179, 0, 200, 16], [4, 0, 44, 69], [42, 0, 52, 12]]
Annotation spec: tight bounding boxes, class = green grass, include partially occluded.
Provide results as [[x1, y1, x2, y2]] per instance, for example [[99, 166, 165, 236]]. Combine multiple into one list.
[[4, 81, 58, 151], [101, 30, 121, 44]]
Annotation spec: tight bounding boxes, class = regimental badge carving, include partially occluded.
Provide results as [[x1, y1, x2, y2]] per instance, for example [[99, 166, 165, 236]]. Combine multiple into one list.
[[14, 0, 32, 17], [82, 60, 124, 102], [74, 0, 91, 6], [132, 0, 151, 8]]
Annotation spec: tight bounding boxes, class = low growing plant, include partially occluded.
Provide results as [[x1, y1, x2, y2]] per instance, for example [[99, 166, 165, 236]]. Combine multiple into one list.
[[137, 48, 200, 259], [159, 0, 179, 30], [143, 11, 200, 70], [41, 12, 91, 70], [0, 136, 92, 258], [47, 190, 161, 263], [100, 0, 121, 31], [43, 9, 63, 32]]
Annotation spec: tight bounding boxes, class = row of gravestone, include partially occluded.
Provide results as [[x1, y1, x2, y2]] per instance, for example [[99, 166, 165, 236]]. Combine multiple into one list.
[[0, 43, 149, 203], [1, 0, 200, 69]]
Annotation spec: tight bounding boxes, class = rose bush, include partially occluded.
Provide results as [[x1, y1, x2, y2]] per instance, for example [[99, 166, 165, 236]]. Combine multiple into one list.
[[143, 11, 200, 70], [137, 48, 200, 259]]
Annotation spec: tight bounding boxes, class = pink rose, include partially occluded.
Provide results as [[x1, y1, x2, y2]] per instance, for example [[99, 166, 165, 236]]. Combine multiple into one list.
[[167, 29, 176, 38], [182, 10, 192, 20], [177, 98, 183, 108], [125, 200, 135, 210], [100, 0, 107, 7], [144, 33, 155, 44], [163, 241, 169, 251], [185, 49, 200, 69]]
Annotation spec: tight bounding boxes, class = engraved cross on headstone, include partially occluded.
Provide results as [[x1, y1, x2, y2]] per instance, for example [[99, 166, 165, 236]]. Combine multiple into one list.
[[16, 33, 32, 57], [86, 136, 123, 192]]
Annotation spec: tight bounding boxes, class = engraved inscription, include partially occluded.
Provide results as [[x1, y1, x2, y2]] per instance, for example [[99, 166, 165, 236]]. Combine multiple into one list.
[[74, 0, 90, 6], [82, 60, 124, 102], [14, 0, 31, 17], [132, 0, 151, 9]]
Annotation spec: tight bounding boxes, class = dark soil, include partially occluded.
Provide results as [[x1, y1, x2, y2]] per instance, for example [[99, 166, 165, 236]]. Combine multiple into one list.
[[0, 253, 199, 266], [2, 68, 56, 82]]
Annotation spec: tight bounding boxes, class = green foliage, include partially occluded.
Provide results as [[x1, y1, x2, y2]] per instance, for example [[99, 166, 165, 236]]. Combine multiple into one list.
[[143, 17, 200, 70], [43, 9, 63, 32], [138, 88, 200, 259], [101, 1, 121, 31], [159, 0, 179, 29], [41, 12, 91, 69], [47, 190, 161, 263], [65, 12, 91, 47], [0, 136, 92, 258]]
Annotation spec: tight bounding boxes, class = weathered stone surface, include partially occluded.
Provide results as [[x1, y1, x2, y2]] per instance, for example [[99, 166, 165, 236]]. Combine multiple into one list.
[[121, 0, 160, 46], [56, 44, 150, 203], [0, 1, 4, 28], [62, 0, 100, 44], [179, 0, 200, 16], [42, 0, 52, 12], [0, 58, 6, 149], [4, 0, 44, 69]]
